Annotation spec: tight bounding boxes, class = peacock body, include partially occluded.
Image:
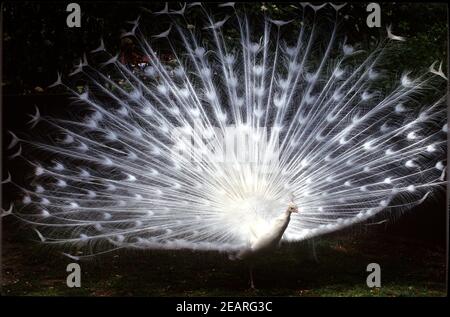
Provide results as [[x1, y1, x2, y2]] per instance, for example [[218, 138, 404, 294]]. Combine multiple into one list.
[[4, 2, 447, 259]]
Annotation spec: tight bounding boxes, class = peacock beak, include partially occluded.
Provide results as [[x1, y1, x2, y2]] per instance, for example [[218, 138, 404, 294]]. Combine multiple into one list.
[[287, 203, 299, 213]]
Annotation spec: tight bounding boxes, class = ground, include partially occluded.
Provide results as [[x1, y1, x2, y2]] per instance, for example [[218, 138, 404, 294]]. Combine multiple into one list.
[[1, 218, 446, 297]]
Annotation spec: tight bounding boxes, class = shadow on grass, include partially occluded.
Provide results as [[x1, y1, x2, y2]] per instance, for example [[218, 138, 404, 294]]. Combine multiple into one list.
[[1, 217, 446, 297]]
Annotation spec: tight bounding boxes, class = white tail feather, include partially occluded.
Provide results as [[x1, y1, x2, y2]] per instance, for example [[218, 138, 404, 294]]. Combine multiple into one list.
[[6, 5, 446, 256]]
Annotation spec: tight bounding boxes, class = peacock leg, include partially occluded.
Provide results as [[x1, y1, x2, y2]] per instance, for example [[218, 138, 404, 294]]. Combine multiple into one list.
[[249, 265, 255, 289]]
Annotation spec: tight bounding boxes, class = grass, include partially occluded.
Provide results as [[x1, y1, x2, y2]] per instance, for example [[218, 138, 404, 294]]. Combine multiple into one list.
[[1, 218, 446, 297]]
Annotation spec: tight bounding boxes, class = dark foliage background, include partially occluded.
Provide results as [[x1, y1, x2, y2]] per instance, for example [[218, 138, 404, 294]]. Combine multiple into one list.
[[2, 2, 447, 94]]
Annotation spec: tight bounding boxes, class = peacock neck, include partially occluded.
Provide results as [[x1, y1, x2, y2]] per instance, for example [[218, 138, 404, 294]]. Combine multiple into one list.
[[284, 209, 292, 219], [280, 209, 292, 230]]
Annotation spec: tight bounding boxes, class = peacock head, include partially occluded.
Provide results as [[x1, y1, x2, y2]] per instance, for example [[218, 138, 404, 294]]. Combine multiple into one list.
[[287, 202, 299, 214], [286, 193, 299, 214]]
